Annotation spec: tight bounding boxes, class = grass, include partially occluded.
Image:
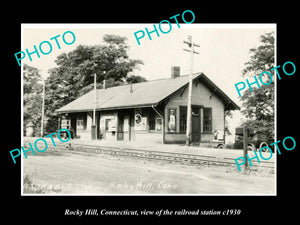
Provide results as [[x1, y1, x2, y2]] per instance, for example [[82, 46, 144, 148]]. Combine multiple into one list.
[[23, 174, 62, 194], [223, 164, 275, 176]]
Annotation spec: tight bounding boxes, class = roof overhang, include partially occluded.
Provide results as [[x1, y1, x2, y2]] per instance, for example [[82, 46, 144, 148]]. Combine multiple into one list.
[[196, 74, 240, 111], [56, 103, 157, 114]]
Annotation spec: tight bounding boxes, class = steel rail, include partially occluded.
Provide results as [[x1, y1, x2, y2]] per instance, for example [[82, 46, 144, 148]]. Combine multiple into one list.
[[26, 141, 275, 169]]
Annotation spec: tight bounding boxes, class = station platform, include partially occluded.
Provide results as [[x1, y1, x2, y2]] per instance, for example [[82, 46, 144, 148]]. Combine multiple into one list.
[[23, 137, 276, 163]]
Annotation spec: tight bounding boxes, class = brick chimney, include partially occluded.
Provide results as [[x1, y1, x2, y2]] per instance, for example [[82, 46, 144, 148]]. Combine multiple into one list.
[[171, 66, 180, 79]]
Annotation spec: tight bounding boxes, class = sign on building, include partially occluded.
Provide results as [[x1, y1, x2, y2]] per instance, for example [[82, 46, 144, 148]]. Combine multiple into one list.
[[135, 109, 147, 131]]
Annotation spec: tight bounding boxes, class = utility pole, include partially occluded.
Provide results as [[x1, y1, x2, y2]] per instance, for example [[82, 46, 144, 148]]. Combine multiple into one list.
[[103, 71, 106, 89], [41, 79, 45, 137], [93, 73, 97, 126], [243, 126, 249, 170], [92, 73, 97, 140], [183, 35, 199, 146]]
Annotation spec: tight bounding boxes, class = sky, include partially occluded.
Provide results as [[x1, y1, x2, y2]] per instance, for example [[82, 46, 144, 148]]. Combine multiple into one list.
[[22, 24, 276, 142]]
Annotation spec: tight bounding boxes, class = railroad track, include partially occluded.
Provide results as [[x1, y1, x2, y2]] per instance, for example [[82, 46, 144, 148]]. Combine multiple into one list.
[[24, 141, 275, 169]]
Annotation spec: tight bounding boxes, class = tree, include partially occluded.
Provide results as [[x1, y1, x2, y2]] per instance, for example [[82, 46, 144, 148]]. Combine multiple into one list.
[[240, 32, 274, 137], [23, 64, 43, 136], [126, 75, 147, 84], [44, 34, 144, 133]]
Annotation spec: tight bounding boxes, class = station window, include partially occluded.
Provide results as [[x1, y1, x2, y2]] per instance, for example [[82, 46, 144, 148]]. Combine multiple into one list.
[[179, 106, 187, 133], [156, 118, 162, 131], [77, 119, 84, 131], [105, 119, 111, 131], [149, 111, 156, 130], [61, 119, 71, 130], [203, 108, 212, 133], [77, 120, 83, 126]]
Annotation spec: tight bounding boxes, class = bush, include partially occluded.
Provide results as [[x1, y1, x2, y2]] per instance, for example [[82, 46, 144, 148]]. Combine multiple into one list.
[[23, 174, 62, 194]]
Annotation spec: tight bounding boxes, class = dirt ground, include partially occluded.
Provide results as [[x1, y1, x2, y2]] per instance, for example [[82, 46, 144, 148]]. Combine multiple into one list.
[[22, 148, 275, 195]]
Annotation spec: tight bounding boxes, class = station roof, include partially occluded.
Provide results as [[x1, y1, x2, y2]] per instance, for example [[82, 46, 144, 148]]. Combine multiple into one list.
[[56, 73, 240, 113]]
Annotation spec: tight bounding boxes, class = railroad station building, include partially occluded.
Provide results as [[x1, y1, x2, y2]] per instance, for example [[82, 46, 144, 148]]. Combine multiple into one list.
[[56, 67, 240, 146]]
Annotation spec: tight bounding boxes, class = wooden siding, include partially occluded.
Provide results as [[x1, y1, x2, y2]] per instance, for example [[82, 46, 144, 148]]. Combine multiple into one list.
[[164, 80, 225, 143]]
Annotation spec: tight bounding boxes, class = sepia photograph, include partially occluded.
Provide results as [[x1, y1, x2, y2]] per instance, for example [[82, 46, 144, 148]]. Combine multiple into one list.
[[21, 23, 276, 195]]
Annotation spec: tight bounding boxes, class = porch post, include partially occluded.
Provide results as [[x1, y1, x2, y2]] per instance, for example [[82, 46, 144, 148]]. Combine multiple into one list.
[[162, 117, 165, 144]]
